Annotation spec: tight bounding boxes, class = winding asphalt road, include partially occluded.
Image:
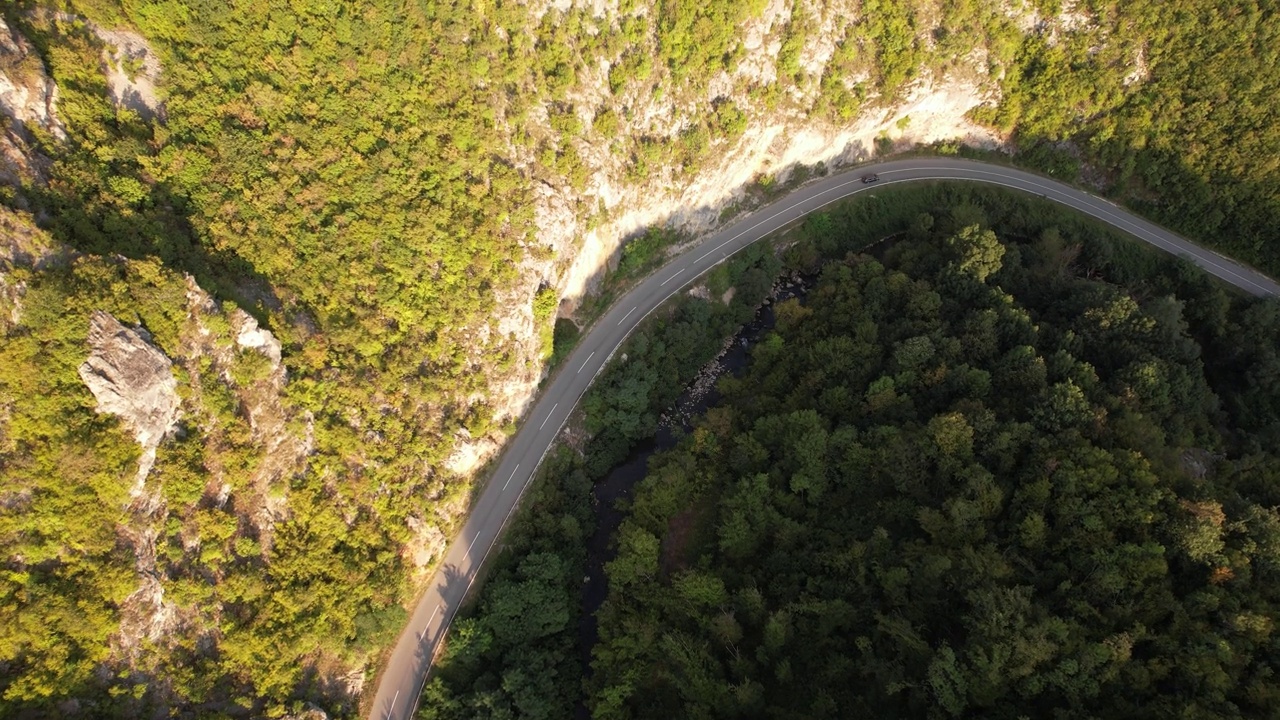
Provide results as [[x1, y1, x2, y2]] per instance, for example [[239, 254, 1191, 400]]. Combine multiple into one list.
[[368, 157, 1280, 720]]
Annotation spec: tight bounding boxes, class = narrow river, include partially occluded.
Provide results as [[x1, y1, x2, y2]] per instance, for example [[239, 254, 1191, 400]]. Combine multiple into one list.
[[574, 273, 814, 710]]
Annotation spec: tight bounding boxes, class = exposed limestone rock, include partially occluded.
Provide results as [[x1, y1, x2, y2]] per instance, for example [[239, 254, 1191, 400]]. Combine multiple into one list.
[[2, 269, 26, 339], [1124, 45, 1150, 87], [0, 18, 65, 139], [108, 274, 311, 672], [180, 277, 309, 548], [283, 706, 331, 720], [440, 6, 1011, 486], [47, 12, 166, 121], [444, 434, 500, 477], [405, 515, 448, 570], [1181, 448, 1217, 481], [553, 75, 1001, 306], [0, 204, 59, 267], [0, 206, 63, 331], [78, 311, 181, 483], [83, 309, 178, 672], [0, 16, 63, 185], [94, 27, 165, 121], [233, 308, 283, 364], [114, 525, 177, 655]]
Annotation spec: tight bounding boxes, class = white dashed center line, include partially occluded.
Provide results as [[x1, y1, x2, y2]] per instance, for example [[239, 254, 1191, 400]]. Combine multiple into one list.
[[538, 404, 558, 430], [503, 464, 521, 491]]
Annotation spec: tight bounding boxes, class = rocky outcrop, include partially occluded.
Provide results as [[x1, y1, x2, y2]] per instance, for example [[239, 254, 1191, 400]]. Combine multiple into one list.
[[464, 4, 1008, 475], [0, 16, 63, 185], [547, 78, 1001, 307], [181, 276, 309, 552], [93, 26, 165, 122], [233, 308, 283, 364], [0, 18, 64, 138], [104, 276, 309, 676], [0, 13, 167, 190], [43, 12, 166, 121], [78, 311, 181, 483]]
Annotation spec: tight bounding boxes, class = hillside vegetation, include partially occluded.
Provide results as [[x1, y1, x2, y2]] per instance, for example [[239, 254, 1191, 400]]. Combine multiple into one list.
[[0, 0, 1278, 716]]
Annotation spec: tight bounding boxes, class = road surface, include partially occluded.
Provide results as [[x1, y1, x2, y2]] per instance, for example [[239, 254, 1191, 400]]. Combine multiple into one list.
[[368, 157, 1280, 720]]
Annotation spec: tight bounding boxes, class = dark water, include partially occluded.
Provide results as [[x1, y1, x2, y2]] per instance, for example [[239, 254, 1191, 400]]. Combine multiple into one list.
[[574, 274, 813, 704]]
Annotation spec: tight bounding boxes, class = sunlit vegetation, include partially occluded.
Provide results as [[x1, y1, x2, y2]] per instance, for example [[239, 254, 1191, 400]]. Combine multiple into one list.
[[0, 254, 381, 714], [2, 0, 1280, 714], [616, 226, 682, 280]]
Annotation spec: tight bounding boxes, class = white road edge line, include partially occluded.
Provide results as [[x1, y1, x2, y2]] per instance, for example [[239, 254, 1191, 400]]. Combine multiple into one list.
[[692, 175, 866, 264], [618, 307, 636, 325], [502, 464, 521, 491], [386, 690, 398, 720], [463, 530, 481, 556], [578, 351, 595, 373]]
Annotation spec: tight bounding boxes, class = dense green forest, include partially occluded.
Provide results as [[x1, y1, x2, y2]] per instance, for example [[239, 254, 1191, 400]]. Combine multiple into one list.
[[587, 194, 1280, 717], [2, 0, 1280, 716], [421, 182, 1280, 718]]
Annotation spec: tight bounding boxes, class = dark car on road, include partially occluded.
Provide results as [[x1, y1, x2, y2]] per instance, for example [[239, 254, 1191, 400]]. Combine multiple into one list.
[[861, 173, 879, 183]]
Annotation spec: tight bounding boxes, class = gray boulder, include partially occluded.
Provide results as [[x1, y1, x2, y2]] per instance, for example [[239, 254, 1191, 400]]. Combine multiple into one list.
[[78, 311, 180, 480]]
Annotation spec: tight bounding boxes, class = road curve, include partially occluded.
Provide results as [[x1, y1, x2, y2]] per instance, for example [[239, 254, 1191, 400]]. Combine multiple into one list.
[[368, 157, 1280, 720]]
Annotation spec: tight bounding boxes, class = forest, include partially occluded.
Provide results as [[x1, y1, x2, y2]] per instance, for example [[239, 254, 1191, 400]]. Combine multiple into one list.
[[1, 0, 1279, 716], [587, 193, 1280, 718], [425, 183, 1280, 718]]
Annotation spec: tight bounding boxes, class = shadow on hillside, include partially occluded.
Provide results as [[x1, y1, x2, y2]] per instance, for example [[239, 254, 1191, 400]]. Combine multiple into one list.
[[6, 8, 279, 322], [23, 171, 279, 319]]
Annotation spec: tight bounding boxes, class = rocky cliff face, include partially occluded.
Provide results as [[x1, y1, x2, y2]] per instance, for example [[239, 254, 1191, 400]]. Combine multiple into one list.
[[0, 206, 60, 332], [46, 11, 166, 121], [0, 14, 311, 701], [0, 1, 1034, 557], [463, 0, 1121, 479], [75, 308, 185, 670], [459, 1, 1012, 473], [79, 311, 182, 484], [0, 15, 63, 328], [0, 15, 62, 185], [181, 279, 310, 554], [0, 17, 63, 133], [95, 26, 165, 121]]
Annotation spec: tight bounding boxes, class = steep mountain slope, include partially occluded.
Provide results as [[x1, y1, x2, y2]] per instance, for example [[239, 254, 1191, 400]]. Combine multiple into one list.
[[1, 0, 1278, 716]]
